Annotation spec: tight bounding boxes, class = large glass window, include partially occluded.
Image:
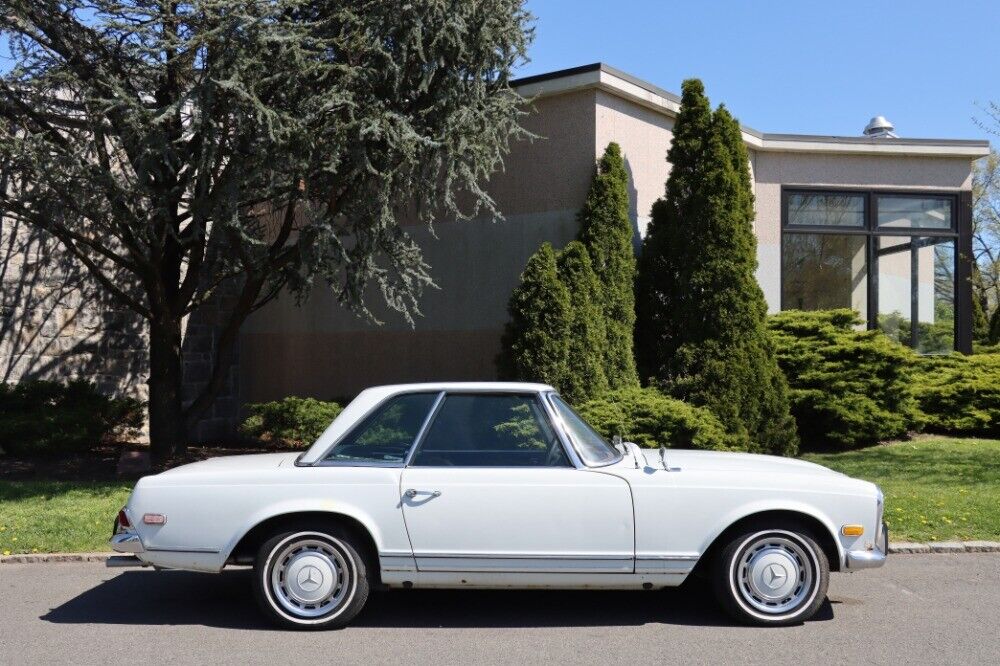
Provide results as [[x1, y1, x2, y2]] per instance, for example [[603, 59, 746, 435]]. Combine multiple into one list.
[[877, 196, 952, 230], [411, 394, 569, 467], [876, 238, 955, 353], [782, 189, 962, 353], [786, 193, 865, 227], [782, 234, 867, 317], [323, 392, 437, 464]]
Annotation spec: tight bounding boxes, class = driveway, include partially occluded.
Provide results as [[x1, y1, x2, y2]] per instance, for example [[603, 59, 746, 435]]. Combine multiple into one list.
[[1, 554, 997, 665]]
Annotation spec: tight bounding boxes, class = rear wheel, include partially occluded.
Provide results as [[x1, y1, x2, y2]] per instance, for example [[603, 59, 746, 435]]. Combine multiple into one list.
[[252, 527, 370, 629], [712, 527, 829, 626]]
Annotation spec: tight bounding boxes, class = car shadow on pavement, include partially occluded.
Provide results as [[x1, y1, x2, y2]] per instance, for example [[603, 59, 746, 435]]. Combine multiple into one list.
[[40, 569, 834, 631]]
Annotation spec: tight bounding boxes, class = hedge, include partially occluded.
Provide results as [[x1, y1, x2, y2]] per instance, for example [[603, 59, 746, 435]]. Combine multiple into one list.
[[0, 380, 144, 456], [913, 353, 1000, 437], [240, 396, 343, 447], [576, 387, 745, 451], [769, 309, 922, 451]]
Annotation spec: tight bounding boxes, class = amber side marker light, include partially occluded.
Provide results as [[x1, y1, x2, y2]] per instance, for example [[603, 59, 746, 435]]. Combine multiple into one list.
[[841, 525, 864, 537], [143, 513, 167, 525]]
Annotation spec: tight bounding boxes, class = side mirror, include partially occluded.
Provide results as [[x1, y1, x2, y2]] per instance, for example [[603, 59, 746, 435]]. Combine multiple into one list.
[[612, 434, 625, 453]]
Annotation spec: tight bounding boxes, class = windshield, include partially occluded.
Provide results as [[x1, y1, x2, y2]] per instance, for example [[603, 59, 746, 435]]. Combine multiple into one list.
[[547, 394, 621, 466]]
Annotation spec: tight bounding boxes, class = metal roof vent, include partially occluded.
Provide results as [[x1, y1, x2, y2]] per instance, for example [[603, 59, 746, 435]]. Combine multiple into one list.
[[863, 116, 897, 138]]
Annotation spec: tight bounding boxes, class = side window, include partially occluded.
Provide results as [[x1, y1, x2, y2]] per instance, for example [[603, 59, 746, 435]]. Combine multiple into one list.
[[323, 392, 438, 464], [411, 394, 570, 467]]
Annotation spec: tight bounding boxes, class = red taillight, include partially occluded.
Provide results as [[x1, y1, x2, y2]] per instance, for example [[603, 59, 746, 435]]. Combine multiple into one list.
[[117, 508, 131, 528]]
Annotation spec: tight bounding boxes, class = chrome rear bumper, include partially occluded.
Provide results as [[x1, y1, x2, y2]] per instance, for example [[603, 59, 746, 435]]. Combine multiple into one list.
[[846, 521, 888, 570], [110, 531, 144, 554]]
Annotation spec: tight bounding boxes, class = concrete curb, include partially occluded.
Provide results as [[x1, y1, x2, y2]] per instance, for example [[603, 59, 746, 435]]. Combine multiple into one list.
[[1, 552, 112, 564], [887, 541, 1000, 554], [3, 542, 1000, 564]]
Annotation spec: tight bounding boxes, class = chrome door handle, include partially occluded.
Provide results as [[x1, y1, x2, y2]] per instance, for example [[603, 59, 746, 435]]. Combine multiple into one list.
[[404, 489, 441, 498]]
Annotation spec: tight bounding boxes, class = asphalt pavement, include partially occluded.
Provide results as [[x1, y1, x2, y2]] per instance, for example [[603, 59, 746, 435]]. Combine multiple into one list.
[[1, 554, 998, 665]]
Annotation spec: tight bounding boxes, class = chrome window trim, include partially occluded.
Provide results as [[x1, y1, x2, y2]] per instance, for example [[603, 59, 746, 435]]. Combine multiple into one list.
[[309, 390, 442, 467], [538, 391, 586, 470], [406, 390, 581, 469], [543, 392, 623, 468], [402, 391, 447, 467]]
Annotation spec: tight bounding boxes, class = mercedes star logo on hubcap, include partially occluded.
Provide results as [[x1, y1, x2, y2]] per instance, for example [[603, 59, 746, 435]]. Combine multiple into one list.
[[764, 564, 787, 588], [297, 565, 323, 592]]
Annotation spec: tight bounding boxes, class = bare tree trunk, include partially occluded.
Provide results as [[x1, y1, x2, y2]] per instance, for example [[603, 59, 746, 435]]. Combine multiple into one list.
[[147, 316, 185, 464]]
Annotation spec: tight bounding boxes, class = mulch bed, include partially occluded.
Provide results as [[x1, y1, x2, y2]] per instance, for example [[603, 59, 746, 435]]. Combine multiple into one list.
[[0, 441, 299, 482]]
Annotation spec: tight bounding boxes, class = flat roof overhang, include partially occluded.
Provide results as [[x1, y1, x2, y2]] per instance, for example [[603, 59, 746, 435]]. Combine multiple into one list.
[[511, 63, 991, 158]]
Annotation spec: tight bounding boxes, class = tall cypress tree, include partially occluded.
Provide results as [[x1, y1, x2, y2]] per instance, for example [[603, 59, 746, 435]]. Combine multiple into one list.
[[579, 142, 640, 389], [635, 80, 798, 455], [635, 80, 712, 381], [497, 243, 571, 388], [557, 241, 609, 403]]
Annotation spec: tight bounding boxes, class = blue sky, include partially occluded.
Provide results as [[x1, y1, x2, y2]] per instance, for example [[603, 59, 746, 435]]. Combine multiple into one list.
[[518, 1, 998, 141]]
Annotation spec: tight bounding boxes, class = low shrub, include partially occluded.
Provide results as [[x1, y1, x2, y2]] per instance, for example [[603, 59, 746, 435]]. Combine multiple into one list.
[[240, 396, 343, 447], [0, 380, 144, 456], [576, 387, 745, 451], [769, 310, 922, 451], [912, 353, 1000, 437]]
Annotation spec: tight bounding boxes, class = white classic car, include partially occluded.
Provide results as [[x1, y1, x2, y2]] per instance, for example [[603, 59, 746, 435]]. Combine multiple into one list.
[[111, 382, 886, 628]]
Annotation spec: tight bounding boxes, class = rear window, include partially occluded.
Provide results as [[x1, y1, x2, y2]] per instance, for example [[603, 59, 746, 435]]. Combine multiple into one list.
[[323, 392, 437, 464]]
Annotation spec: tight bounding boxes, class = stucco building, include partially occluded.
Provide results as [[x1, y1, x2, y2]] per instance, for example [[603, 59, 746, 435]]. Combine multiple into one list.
[[0, 64, 990, 439], [238, 64, 989, 412]]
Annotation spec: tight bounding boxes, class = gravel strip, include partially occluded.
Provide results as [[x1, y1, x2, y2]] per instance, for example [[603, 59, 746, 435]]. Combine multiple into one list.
[[3, 541, 1000, 564]]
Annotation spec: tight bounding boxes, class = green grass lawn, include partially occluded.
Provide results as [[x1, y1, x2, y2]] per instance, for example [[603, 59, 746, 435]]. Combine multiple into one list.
[[803, 436, 1000, 542], [0, 481, 131, 555], [1, 436, 998, 553]]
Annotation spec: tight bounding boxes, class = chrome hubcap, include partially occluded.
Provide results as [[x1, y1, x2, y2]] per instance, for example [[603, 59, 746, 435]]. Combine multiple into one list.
[[736, 534, 814, 615], [270, 537, 351, 619]]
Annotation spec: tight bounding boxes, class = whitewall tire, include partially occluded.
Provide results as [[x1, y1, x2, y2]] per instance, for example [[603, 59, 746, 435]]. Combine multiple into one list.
[[253, 527, 370, 630], [713, 527, 829, 626]]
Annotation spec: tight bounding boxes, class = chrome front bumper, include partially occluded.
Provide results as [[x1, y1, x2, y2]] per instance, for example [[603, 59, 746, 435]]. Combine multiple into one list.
[[846, 521, 888, 570]]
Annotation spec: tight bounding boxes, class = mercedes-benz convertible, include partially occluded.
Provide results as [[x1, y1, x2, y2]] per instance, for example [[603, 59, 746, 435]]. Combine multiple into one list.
[[110, 382, 886, 628]]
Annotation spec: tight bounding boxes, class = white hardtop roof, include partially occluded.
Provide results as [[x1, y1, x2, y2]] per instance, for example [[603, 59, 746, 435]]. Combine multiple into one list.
[[299, 381, 556, 464], [512, 63, 990, 158], [357, 381, 556, 394]]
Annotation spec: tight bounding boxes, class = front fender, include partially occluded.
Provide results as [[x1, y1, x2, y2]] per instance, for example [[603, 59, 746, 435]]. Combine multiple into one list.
[[697, 499, 845, 563]]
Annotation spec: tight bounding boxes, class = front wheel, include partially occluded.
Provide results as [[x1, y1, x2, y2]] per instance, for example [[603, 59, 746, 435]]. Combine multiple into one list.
[[253, 527, 370, 629], [712, 527, 829, 626]]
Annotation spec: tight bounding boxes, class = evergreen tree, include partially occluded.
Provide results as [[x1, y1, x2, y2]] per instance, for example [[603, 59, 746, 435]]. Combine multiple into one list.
[[989, 304, 1000, 346], [635, 80, 712, 381], [634, 80, 798, 455], [497, 243, 571, 387], [0, 1, 531, 461], [974, 296, 990, 343], [973, 266, 990, 343], [579, 143, 640, 389], [556, 241, 610, 403]]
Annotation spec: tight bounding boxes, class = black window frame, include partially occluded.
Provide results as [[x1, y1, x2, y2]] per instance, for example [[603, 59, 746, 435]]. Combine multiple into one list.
[[780, 186, 973, 354]]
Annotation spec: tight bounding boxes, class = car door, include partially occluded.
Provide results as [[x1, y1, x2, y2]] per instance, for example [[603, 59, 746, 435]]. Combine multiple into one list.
[[399, 392, 634, 574]]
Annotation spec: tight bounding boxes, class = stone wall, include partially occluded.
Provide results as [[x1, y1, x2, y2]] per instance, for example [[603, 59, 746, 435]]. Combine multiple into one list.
[[0, 217, 148, 403], [1, 214, 244, 443]]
